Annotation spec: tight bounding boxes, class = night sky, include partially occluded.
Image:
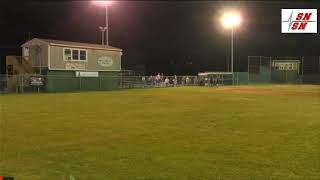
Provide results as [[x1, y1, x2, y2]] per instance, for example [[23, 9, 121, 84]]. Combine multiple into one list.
[[1, 1, 320, 75]]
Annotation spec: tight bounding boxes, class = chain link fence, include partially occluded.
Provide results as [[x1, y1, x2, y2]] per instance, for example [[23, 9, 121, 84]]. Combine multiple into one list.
[[0, 74, 235, 94], [248, 56, 272, 84], [248, 56, 320, 84], [1, 56, 319, 94]]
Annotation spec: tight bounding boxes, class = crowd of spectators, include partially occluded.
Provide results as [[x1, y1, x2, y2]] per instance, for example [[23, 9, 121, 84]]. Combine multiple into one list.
[[140, 73, 221, 87]]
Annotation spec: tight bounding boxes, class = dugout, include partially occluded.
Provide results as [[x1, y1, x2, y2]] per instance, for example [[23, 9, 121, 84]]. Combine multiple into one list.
[[18, 38, 123, 92], [198, 72, 233, 85]]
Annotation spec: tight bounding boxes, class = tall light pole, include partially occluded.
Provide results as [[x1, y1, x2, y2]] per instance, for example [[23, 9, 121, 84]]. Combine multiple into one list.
[[221, 12, 241, 83], [93, 1, 112, 46], [231, 27, 233, 73], [105, 3, 109, 46], [99, 26, 107, 45]]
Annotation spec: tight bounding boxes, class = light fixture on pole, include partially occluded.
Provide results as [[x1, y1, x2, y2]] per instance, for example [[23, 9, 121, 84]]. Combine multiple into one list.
[[220, 12, 241, 82], [93, 1, 113, 46], [99, 26, 107, 45]]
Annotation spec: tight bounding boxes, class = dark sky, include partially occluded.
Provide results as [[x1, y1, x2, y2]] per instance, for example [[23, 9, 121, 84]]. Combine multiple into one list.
[[1, 1, 320, 75]]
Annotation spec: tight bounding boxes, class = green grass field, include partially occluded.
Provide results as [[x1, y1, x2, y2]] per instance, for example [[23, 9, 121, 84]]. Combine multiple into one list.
[[0, 85, 319, 180]]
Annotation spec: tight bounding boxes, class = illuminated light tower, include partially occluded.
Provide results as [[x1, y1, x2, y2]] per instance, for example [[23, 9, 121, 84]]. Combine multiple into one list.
[[220, 12, 241, 82], [92, 0, 113, 46]]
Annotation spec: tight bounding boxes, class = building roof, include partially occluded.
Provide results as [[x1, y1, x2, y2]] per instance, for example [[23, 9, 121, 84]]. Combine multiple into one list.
[[22, 38, 122, 52]]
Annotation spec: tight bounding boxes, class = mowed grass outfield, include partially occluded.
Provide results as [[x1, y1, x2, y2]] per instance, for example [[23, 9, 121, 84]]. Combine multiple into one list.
[[0, 85, 319, 180]]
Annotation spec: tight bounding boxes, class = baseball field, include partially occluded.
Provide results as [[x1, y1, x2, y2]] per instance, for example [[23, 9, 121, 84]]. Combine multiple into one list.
[[0, 85, 319, 180]]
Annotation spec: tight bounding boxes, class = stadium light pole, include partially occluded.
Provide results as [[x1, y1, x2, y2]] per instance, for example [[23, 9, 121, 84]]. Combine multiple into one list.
[[220, 12, 241, 78], [92, 1, 113, 46], [99, 26, 107, 45]]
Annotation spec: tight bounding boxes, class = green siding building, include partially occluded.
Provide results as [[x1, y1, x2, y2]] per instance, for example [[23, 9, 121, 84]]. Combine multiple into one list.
[[21, 38, 122, 92]]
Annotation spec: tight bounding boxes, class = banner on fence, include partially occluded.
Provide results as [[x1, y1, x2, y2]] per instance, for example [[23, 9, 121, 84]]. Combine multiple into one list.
[[75, 71, 99, 77], [30, 75, 44, 86]]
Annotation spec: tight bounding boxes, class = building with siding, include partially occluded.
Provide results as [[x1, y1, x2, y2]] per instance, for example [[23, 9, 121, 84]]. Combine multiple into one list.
[[12, 38, 123, 92]]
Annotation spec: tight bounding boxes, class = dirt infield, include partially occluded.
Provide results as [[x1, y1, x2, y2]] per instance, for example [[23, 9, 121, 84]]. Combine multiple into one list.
[[216, 86, 320, 97]]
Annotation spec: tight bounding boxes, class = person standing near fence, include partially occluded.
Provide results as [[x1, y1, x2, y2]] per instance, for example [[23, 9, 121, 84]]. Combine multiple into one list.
[[164, 77, 170, 87], [210, 77, 214, 87], [185, 76, 190, 86], [204, 77, 208, 86], [216, 76, 219, 87], [213, 76, 217, 86], [148, 75, 152, 86], [173, 75, 177, 87], [193, 76, 198, 85], [142, 76, 146, 88]]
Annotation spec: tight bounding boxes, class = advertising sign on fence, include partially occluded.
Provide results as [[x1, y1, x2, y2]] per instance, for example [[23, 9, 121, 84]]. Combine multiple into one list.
[[30, 76, 44, 86], [75, 71, 99, 77]]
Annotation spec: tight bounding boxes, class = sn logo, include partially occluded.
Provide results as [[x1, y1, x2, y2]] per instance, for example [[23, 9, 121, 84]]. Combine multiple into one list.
[[281, 9, 317, 33], [291, 13, 313, 30]]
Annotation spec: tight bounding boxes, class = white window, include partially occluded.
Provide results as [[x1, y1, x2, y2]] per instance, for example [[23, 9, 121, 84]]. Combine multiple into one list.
[[64, 49, 72, 60], [80, 50, 86, 61], [72, 50, 79, 60], [64, 48, 87, 61]]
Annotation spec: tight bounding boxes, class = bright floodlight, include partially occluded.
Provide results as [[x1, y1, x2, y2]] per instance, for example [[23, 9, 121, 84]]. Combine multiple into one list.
[[92, 0, 112, 6], [221, 12, 241, 29]]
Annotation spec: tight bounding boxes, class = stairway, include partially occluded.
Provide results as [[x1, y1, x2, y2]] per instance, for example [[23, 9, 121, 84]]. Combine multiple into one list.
[[6, 56, 34, 75], [6, 56, 35, 92]]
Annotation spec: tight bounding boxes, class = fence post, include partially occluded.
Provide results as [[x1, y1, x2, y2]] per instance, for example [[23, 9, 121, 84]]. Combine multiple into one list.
[[237, 72, 239, 85], [259, 56, 261, 74], [15, 75, 18, 93], [285, 69, 288, 84], [269, 56, 272, 83], [19, 75, 21, 93], [232, 73, 234, 85], [120, 75, 122, 89], [20, 75, 24, 93], [99, 75, 101, 90], [79, 76, 82, 91], [18, 75, 20, 93], [6, 74, 9, 93]]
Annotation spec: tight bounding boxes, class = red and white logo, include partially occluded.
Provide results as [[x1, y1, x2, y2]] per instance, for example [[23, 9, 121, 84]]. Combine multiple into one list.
[[281, 9, 317, 33]]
